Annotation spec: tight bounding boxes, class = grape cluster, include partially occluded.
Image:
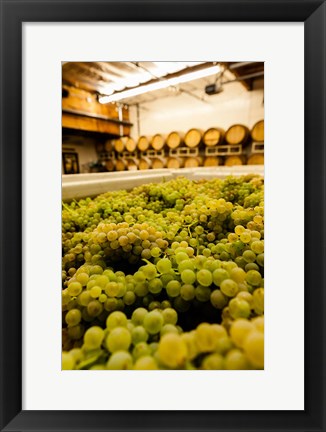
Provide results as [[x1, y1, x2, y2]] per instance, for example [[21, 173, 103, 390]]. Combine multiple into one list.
[[62, 175, 264, 369]]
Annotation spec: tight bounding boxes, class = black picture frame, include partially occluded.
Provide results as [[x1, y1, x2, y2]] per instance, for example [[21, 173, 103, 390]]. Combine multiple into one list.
[[62, 152, 80, 174], [0, 0, 325, 431]]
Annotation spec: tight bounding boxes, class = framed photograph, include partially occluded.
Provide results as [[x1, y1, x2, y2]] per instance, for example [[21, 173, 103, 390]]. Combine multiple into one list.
[[62, 152, 80, 174], [1, 1, 325, 431]]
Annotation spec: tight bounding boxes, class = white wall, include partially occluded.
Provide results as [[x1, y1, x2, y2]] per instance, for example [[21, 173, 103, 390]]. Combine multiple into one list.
[[129, 80, 264, 139]]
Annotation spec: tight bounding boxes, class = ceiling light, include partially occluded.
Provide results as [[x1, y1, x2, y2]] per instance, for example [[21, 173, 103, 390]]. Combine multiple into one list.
[[99, 65, 220, 104]]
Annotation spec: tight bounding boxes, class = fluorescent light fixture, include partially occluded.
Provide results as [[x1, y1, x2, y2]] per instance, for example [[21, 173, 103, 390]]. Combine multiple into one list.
[[99, 65, 220, 104]]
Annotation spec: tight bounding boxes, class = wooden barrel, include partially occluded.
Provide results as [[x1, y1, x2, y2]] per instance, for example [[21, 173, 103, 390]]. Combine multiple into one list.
[[167, 157, 184, 169], [247, 154, 264, 165], [251, 120, 264, 142], [203, 128, 225, 146], [113, 139, 125, 153], [151, 134, 166, 151], [225, 124, 250, 145], [184, 128, 203, 148], [105, 159, 115, 171], [138, 157, 152, 170], [126, 159, 138, 171], [203, 156, 222, 167], [166, 131, 184, 149], [184, 157, 200, 168], [152, 157, 166, 169], [115, 159, 127, 171], [125, 137, 137, 152], [104, 140, 113, 152], [224, 156, 243, 166], [137, 136, 150, 152], [95, 142, 105, 153]]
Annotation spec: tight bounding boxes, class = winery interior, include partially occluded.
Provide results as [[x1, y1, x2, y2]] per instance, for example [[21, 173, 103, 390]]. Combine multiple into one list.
[[62, 61, 264, 176], [62, 62, 264, 371]]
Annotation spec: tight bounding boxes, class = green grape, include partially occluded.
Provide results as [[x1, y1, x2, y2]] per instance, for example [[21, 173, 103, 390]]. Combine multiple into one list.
[[225, 349, 250, 370], [178, 260, 195, 273], [106, 311, 128, 330], [62, 289, 71, 306], [245, 270, 262, 287], [252, 316, 264, 332], [251, 240, 264, 254], [256, 253, 264, 267], [143, 310, 164, 334], [105, 281, 120, 297], [99, 293, 108, 303], [162, 308, 178, 325], [253, 288, 264, 314], [76, 272, 89, 286], [84, 326, 104, 349], [194, 255, 207, 270], [104, 298, 118, 312], [237, 291, 253, 307], [90, 286, 102, 298], [180, 284, 196, 301], [134, 281, 149, 297], [134, 271, 146, 282], [245, 263, 260, 272], [195, 323, 219, 352], [160, 273, 175, 287], [230, 319, 255, 348], [175, 252, 189, 264], [156, 258, 172, 274], [181, 332, 198, 360], [131, 307, 148, 325], [69, 348, 84, 364], [106, 351, 133, 370], [201, 353, 224, 370], [67, 324, 84, 340], [212, 268, 229, 286], [131, 326, 149, 344], [235, 225, 245, 235], [242, 250, 256, 263], [210, 289, 228, 309], [230, 267, 246, 283], [220, 279, 239, 297], [160, 324, 179, 337], [243, 331, 264, 368], [89, 265, 103, 275], [86, 300, 103, 317], [132, 342, 151, 360], [240, 232, 251, 243], [95, 275, 110, 288], [148, 278, 163, 294], [142, 264, 157, 280], [134, 355, 158, 370], [67, 281, 82, 297], [229, 298, 251, 319], [181, 269, 196, 285], [123, 291, 136, 305], [105, 327, 131, 353], [195, 286, 211, 302], [62, 352, 75, 370], [148, 301, 161, 311], [166, 280, 181, 297], [151, 247, 161, 258], [158, 333, 188, 368], [161, 300, 172, 309], [65, 309, 82, 326], [196, 269, 213, 287]]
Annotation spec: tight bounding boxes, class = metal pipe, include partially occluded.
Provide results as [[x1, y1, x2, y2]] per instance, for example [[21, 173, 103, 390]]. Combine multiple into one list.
[[229, 62, 259, 69], [222, 71, 264, 84]]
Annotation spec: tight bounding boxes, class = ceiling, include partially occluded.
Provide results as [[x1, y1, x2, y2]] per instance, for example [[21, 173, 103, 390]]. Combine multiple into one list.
[[62, 61, 264, 106]]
